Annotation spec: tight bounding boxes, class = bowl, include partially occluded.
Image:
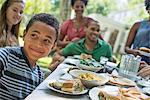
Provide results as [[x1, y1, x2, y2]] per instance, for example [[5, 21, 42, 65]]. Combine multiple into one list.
[[69, 69, 109, 88]]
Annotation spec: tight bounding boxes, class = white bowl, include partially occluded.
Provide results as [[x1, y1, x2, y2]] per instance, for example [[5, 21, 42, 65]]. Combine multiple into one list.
[[69, 69, 109, 88]]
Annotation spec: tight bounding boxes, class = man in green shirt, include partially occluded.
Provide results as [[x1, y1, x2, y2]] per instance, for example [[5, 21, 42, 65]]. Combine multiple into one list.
[[49, 19, 112, 71]]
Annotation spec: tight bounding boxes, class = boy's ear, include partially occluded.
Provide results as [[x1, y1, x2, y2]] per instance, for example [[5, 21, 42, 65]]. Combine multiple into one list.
[[23, 30, 27, 41]]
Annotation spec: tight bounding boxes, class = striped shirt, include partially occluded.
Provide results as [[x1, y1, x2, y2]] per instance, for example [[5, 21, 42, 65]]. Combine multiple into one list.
[[0, 47, 44, 100]]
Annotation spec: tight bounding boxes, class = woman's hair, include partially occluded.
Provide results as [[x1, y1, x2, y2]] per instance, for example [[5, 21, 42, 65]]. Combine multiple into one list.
[[145, 0, 150, 10], [71, 0, 88, 7], [0, 0, 24, 41]]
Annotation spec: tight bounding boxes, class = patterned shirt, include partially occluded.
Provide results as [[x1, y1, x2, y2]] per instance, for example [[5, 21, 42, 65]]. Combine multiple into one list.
[[60, 17, 92, 41], [0, 47, 44, 100]]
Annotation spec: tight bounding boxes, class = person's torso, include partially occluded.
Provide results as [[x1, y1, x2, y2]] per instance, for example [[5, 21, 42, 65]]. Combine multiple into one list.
[[66, 18, 91, 41], [0, 47, 44, 99], [132, 20, 150, 49], [65, 39, 111, 61]]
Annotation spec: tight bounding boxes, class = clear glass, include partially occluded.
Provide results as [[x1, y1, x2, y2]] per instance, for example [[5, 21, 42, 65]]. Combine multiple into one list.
[[119, 54, 141, 81]]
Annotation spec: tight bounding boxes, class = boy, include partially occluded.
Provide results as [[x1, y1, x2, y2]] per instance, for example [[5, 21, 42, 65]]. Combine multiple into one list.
[[49, 19, 112, 71], [0, 13, 59, 99]]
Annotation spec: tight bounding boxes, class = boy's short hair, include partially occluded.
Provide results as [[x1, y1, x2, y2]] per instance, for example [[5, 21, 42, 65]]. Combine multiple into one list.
[[86, 18, 100, 27], [25, 13, 59, 39]]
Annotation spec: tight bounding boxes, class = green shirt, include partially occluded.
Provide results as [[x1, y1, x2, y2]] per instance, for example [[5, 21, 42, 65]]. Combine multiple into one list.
[[62, 38, 112, 61]]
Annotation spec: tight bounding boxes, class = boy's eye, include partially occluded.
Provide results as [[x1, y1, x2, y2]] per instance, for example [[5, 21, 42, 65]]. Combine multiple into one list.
[[30, 33, 38, 39], [43, 39, 51, 45]]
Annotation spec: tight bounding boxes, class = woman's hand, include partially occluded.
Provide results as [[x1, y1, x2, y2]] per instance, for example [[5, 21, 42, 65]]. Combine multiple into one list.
[[125, 47, 141, 56], [138, 65, 150, 78]]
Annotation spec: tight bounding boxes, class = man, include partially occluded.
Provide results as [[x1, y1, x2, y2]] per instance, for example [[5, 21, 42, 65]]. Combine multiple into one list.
[[49, 19, 112, 71]]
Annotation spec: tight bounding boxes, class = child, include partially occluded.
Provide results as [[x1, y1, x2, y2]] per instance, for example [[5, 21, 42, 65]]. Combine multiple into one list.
[[0, 0, 25, 47], [0, 13, 59, 99]]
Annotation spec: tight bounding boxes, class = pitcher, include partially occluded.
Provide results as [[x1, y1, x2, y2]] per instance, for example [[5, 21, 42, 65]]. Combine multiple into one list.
[[119, 54, 141, 81]]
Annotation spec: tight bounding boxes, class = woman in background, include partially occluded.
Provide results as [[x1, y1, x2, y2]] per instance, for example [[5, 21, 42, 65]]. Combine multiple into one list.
[[0, 0, 25, 47], [125, 0, 150, 64]]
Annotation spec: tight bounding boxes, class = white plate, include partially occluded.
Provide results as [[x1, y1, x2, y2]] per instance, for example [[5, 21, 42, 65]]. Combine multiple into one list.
[[138, 50, 150, 57], [77, 60, 104, 72], [89, 86, 149, 100], [137, 80, 150, 87], [109, 75, 136, 86], [89, 86, 119, 100], [73, 55, 80, 59], [143, 87, 150, 95], [46, 80, 88, 95]]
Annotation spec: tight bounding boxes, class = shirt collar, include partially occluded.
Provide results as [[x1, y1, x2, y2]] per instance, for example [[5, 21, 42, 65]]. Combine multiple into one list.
[[78, 38, 102, 48]]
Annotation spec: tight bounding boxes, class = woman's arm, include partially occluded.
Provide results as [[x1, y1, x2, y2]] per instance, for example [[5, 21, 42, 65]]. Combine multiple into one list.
[[125, 22, 141, 56], [138, 65, 150, 78], [57, 34, 70, 48]]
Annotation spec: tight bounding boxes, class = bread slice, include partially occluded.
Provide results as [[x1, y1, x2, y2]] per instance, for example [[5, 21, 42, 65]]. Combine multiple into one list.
[[61, 79, 84, 93]]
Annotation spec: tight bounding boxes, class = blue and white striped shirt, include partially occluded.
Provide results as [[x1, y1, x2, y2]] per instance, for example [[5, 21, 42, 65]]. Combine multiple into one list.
[[0, 47, 44, 100]]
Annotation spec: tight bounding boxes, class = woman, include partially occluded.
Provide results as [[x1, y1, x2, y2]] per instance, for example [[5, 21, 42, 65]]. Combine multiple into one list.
[[58, 0, 103, 49], [0, 0, 25, 47], [125, 0, 150, 64]]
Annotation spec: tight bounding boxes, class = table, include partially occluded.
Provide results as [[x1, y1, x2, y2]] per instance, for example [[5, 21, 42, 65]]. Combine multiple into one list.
[[25, 58, 90, 100], [25, 57, 149, 100]]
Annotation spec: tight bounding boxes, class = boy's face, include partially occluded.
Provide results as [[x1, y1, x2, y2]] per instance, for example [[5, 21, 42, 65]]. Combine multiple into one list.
[[23, 21, 57, 63], [86, 21, 100, 43]]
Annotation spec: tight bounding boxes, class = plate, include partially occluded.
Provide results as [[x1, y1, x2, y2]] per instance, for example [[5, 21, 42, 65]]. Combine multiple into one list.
[[137, 80, 150, 87], [73, 55, 80, 59], [143, 87, 150, 95], [46, 80, 88, 95], [89, 86, 149, 100], [138, 50, 150, 57], [89, 86, 119, 100], [109, 75, 136, 86], [77, 60, 104, 72]]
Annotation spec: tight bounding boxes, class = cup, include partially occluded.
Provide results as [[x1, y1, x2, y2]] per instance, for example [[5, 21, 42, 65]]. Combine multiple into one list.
[[119, 54, 141, 81]]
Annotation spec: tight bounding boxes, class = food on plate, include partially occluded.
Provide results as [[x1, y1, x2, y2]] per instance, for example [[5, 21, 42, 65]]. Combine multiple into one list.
[[99, 87, 149, 100], [49, 79, 84, 93], [80, 53, 92, 60], [49, 81, 63, 90], [109, 75, 136, 86], [78, 73, 101, 81], [139, 47, 150, 53]]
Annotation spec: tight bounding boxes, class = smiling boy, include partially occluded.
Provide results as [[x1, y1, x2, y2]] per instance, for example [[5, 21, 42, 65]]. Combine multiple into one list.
[[0, 13, 59, 100]]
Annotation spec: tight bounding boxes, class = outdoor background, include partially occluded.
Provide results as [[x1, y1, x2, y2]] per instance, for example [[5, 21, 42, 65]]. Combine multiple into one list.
[[0, 0, 148, 68]]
